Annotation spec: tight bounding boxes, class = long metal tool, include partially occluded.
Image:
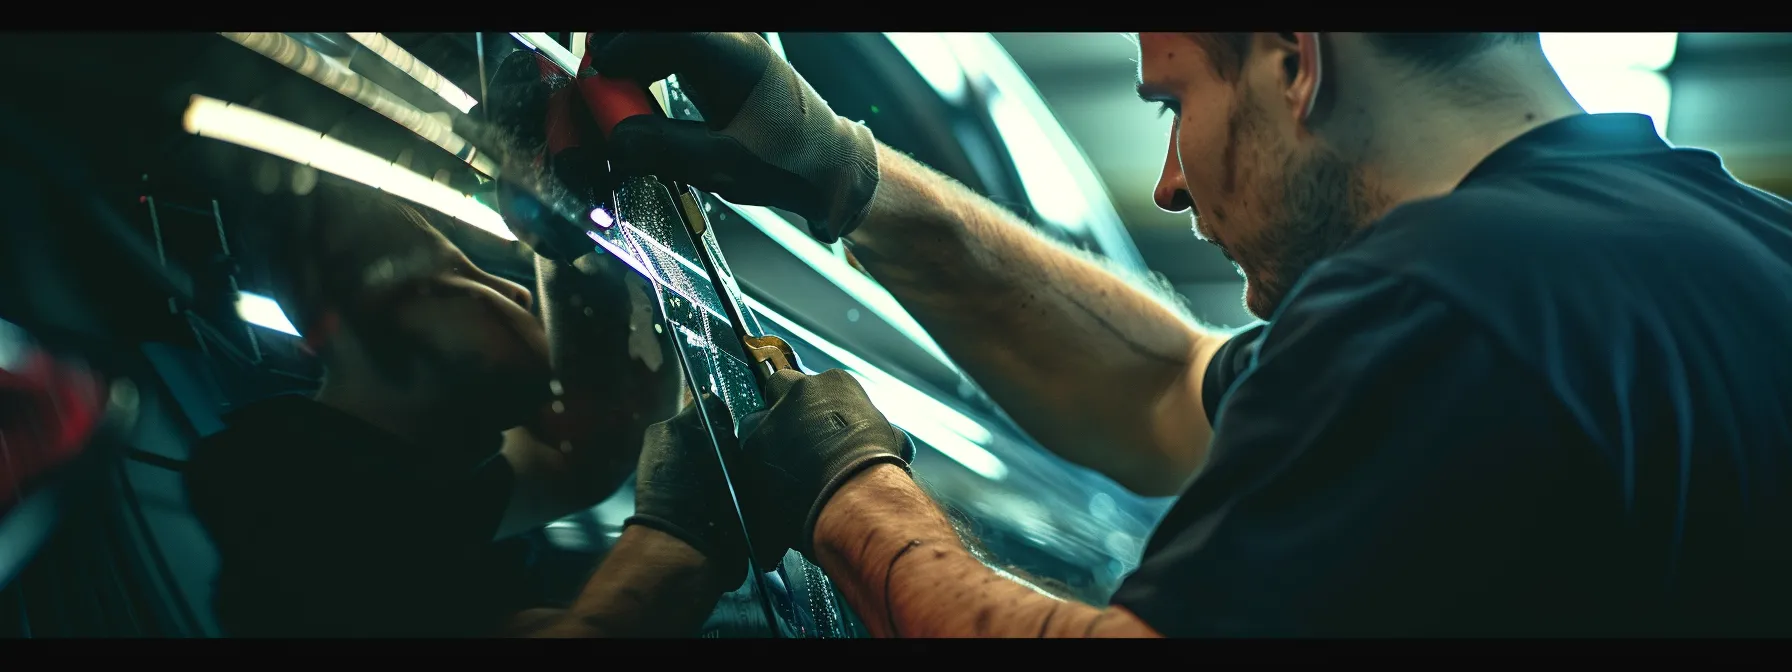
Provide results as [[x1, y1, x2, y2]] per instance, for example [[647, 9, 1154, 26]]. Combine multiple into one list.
[[573, 62, 803, 392]]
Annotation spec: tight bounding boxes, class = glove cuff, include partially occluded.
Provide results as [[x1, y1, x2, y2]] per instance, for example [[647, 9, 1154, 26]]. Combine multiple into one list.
[[799, 452, 913, 557], [623, 514, 716, 557], [810, 118, 881, 245]]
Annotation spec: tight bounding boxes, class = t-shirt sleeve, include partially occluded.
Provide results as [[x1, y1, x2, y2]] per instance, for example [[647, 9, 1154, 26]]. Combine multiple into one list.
[[1201, 323, 1268, 425], [1111, 262, 1593, 637]]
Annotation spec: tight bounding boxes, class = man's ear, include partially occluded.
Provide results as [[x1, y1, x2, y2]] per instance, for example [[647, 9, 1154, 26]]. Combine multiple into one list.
[[1266, 32, 1324, 127], [1295, 32, 1324, 124]]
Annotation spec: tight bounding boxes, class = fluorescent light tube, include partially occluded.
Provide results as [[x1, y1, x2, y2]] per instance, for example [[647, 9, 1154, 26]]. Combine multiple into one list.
[[182, 95, 515, 241]]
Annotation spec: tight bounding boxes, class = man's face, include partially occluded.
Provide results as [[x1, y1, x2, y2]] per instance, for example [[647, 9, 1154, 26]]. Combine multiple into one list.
[[1138, 33, 1370, 319], [335, 218, 552, 426]]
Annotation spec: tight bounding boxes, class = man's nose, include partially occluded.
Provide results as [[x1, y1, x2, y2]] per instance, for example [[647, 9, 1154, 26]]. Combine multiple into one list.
[[1154, 184, 1193, 213], [1154, 143, 1193, 213]]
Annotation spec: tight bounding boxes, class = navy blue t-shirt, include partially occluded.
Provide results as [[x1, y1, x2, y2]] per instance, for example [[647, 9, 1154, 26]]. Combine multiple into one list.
[[1112, 113, 1792, 637]]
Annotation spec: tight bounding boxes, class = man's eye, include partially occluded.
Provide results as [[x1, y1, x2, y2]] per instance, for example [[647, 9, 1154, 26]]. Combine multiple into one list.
[[1157, 102, 1180, 118]]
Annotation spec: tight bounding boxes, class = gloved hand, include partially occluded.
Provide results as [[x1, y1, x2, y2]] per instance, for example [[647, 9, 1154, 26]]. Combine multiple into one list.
[[590, 32, 881, 244], [733, 369, 913, 568], [625, 394, 749, 586]]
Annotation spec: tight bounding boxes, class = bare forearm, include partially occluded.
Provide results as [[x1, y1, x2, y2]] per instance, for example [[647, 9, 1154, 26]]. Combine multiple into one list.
[[530, 525, 731, 638], [848, 147, 1222, 495], [811, 465, 1160, 638], [535, 255, 682, 489]]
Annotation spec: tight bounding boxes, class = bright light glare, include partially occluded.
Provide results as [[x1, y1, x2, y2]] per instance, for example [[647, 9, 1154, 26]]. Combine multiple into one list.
[[722, 200, 958, 373], [589, 207, 614, 228], [854, 370, 1009, 481], [764, 33, 788, 61], [1542, 33, 1677, 138], [570, 32, 589, 62], [1543, 33, 1678, 72], [345, 33, 478, 113], [987, 88, 1090, 232], [885, 33, 966, 103], [219, 32, 498, 179], [744, 296, 1008, 481], [237, 292, 298, 336], [511, 33, 579, 74], [1554, 66, 1672, 137], [182, 95, 515, 241], [892, 31, 1096, 231]]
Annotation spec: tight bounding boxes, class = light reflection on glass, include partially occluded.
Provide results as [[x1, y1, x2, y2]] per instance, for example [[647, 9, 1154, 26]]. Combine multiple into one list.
[[589, 206, 614, 228], [884, 33, 966, 103], [217, 32, 499, 178], [235, 292, 298, 336], [181, 95, 514, 241], [344, 32, 479, 113]]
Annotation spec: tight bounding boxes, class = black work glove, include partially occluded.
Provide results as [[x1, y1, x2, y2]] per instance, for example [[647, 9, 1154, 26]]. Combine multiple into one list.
[[626, 394, 749, 586], [591, 32, 880, 244], [734, 369, 913, 568]]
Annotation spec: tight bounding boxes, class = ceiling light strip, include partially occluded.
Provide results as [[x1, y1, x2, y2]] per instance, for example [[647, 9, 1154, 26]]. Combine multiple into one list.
[[181, 94, 514, 241], [344, 32, 480, 113], [219, 32, 500, 178]]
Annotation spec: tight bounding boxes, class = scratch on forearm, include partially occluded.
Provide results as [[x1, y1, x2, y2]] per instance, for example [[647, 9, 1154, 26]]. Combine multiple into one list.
[[1045, 283, 1190, 368], [1036, 602, 1062, 638], [883, 539, 925, 638], [1080, 608, 1112, 638]]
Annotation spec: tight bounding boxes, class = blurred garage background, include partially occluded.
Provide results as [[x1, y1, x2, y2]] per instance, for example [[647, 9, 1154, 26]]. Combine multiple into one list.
[[995, 32, 1790, 329]]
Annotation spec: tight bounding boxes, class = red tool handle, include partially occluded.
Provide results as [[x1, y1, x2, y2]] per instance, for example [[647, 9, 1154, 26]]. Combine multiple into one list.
[[580, 75, 657, 139], [576, 42, 659, 140]]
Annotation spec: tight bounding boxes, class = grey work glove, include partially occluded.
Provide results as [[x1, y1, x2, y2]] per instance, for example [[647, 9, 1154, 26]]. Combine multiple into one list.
[[625, 394, 749, 586], [734, 369, 914, 568], [591, 32, 881, 244]]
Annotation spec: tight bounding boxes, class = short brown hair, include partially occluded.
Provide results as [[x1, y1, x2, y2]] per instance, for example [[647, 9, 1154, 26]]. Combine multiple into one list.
[[1185, 33, 1254, 82], [243, 181, 440, 340], [1186, 32, 1539, 82]]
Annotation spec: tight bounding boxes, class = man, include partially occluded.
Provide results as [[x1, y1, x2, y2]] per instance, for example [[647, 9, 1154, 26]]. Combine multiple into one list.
[[183, 184, 745, 637], [591, 32, 1792, 636]]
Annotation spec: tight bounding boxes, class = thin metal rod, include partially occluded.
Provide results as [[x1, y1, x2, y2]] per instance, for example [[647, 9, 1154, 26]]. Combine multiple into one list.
[[144, 197, 176, 316], [210, 199, 261, 364], [475, 33, 490, 124]]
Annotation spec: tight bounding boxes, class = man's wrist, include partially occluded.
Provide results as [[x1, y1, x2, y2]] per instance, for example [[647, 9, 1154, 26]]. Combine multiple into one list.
[[617, 523, 741, 593], [811, 462, 916, 559]]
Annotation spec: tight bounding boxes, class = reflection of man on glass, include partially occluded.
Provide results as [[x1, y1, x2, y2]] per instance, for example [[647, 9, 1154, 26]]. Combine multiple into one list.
[[184, 184, 746, 637], [585, 32, 1792, 636]]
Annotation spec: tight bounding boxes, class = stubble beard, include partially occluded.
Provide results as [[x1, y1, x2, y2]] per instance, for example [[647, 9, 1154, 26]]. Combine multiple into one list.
[[1216, 99, 1376, 320]]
